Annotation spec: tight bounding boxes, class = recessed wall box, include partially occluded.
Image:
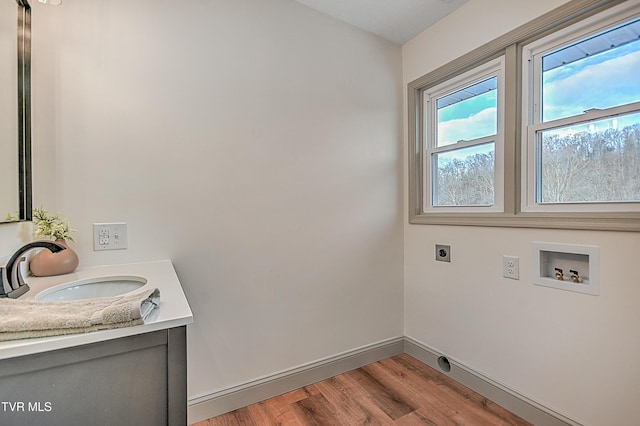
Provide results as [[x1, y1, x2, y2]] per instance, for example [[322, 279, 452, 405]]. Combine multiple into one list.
[[435, 244, 450, 262], [533, 242, 599, 296]]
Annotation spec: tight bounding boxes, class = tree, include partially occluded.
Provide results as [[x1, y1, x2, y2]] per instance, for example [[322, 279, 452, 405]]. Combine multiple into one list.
[[436, 151, 494, 206]]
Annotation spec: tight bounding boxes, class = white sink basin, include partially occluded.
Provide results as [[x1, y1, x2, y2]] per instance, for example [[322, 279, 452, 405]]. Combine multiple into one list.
[[35, 275, 147, 302]]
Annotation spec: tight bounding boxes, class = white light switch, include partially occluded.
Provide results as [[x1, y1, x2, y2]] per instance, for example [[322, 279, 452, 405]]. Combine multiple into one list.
[[93, 223, 128, 251]]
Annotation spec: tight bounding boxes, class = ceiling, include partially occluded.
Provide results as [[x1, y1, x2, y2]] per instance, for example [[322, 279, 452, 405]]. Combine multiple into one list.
[[293, 0, 469, 45]]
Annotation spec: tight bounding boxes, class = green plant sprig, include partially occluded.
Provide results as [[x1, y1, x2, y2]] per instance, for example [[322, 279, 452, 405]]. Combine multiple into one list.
[[32, 207, 76, 242]]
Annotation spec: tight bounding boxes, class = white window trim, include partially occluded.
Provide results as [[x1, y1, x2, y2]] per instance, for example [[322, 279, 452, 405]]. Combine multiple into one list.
[[423, 57, 505, 214], [521, 1, 640, 213]]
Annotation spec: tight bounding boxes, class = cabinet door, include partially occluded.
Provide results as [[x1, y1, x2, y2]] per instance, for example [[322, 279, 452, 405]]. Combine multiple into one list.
[[0, 331, 169, 426]]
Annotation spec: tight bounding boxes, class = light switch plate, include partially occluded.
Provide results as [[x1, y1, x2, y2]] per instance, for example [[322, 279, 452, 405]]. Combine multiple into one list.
[[93, 223, 128, 251]]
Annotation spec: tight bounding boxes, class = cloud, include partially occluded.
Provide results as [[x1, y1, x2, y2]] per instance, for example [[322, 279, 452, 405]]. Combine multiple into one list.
[[543, 49, 640, 121], [438, 107, 497, 146]]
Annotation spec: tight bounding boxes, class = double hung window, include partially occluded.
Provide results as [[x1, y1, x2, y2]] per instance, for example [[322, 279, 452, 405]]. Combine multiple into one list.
[[522, 10, 640, 212], [424, 58, 504, 213], [408, 0, 640, 230]]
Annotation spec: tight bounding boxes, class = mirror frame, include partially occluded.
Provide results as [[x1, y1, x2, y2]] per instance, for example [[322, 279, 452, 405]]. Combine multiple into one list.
[[16, 0, 32, 222]]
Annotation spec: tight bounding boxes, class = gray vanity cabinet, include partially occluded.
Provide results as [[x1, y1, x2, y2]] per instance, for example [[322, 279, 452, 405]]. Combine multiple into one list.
[[0, 326, 186, 426]]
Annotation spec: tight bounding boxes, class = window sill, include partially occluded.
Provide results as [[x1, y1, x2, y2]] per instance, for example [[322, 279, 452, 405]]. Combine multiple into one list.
[[408, 211, 640, 232]]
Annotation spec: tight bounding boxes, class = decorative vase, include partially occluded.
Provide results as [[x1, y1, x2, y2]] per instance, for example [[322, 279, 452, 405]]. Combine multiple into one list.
[[29, 239, 79, 277]]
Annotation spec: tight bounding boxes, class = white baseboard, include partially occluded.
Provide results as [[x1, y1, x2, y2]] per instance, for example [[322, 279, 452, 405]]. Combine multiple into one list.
[[188, 336, 580, 426], [404, 336, 580, 426], [187, 336, 404, 424]]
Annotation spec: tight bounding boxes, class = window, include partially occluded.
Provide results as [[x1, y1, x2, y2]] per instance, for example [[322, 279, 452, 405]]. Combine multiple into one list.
[[522, 9, 640, 212], [408, 0, 640, 231], [424, 59, 504, 213]]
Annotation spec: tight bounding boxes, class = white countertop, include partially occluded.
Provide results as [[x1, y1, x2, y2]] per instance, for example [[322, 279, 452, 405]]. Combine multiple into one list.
[[0, 260, 193, 360]]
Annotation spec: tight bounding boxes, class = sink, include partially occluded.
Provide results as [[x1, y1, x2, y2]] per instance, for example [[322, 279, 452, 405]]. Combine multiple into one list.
[[35, 275, 147, 302]]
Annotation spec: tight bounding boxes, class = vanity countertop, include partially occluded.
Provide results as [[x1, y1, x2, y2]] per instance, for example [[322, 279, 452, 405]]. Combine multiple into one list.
[[0, 260, 193, 360]]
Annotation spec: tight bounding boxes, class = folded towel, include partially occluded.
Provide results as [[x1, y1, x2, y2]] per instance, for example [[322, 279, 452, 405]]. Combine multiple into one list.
[[0, 288, 160, 342]]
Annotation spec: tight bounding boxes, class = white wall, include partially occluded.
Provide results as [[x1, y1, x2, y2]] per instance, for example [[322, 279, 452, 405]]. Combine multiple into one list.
[[403, 1, 640, 425], [22, 0, 640, 423], [30, 0, 404, 401]]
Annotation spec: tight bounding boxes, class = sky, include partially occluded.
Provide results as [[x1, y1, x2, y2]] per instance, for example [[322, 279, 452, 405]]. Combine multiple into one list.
[[433, 34, 640, 160], [437, 88, 496, 146], [543, 39, 640, 123]]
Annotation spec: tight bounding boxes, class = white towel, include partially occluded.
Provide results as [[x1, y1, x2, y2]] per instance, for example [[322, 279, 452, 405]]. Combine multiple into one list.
[[0, 288, 160, 342]]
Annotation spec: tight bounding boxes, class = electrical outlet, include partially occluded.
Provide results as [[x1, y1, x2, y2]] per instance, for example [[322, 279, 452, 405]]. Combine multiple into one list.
[[93, 223, 128, 251], [435, 244, 451, 262], [503, 255, 519, 280]]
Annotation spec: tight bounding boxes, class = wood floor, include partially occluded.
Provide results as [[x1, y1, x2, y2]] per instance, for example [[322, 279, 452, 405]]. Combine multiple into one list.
[[195, 354, 531, 425]]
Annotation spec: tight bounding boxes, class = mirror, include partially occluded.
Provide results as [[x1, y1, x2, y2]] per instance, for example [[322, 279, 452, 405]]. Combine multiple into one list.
[[0, 0, 32, 223]]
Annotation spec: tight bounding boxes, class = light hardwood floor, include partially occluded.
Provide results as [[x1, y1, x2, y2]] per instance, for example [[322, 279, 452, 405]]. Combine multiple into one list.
[[195, 353, 531, 425]]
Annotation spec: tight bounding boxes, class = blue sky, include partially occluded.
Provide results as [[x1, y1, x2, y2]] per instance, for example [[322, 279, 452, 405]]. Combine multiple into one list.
[[435, 36, 640, 157], [543, 39, 640, 123], [437, 90, 497, 146]]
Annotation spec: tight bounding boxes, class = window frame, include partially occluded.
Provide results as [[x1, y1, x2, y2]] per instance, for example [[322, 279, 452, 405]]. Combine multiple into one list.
[[407, 0, 640, 231], [423, 57, 505, 213], [521, 5, 640, 213]]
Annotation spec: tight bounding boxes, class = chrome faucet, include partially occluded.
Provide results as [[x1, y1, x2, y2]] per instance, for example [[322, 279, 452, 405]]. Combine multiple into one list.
[[0, 241, 67, 298]]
